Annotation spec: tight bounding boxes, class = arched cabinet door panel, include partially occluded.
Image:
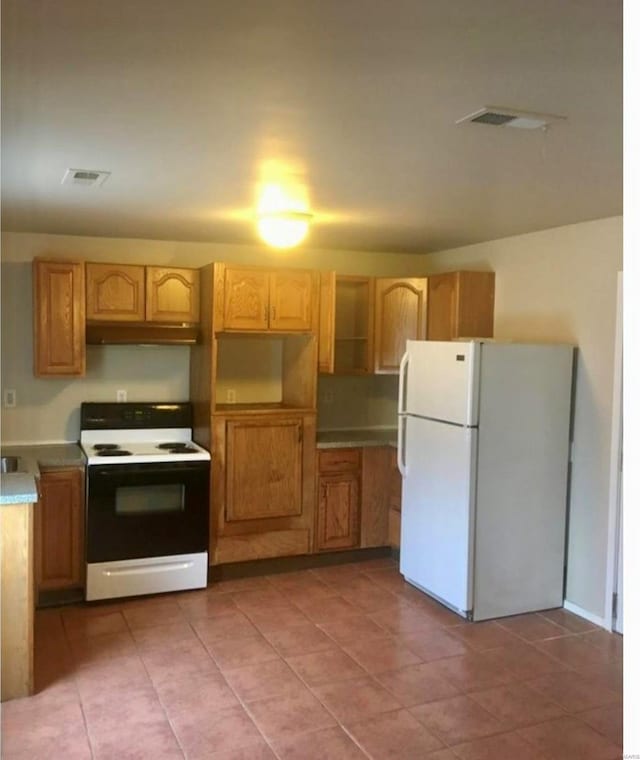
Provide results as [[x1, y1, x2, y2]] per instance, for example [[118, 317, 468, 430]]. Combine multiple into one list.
[[374, 278, 427, 373], [86, 263, 145, 322], [146, 267, 200, 323]]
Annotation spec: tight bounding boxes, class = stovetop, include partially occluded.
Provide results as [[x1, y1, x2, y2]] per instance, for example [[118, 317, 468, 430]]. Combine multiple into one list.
[[80, 402, 210, 465], [80, 436, 211, 465]]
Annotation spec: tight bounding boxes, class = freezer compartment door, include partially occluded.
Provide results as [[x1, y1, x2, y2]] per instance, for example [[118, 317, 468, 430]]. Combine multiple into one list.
[[404, 340, 480, 425], [399, 415, 477, 613]]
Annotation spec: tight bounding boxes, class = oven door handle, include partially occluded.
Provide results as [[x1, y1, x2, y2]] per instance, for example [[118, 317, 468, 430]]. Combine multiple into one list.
[[103, 559, 196, 576]]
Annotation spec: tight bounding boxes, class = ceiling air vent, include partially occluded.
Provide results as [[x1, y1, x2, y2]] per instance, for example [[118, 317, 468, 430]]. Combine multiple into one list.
[[61, 168, 111, 186], [456, 107, 566, 130]]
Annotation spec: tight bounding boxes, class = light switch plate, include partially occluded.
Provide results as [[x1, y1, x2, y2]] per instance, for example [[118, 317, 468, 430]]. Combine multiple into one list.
[[3, 389, 16, 408]]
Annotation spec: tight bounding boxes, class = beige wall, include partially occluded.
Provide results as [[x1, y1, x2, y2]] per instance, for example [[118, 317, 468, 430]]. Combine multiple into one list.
[[423, 216, 623, 619], [0, 231, 424, 443]]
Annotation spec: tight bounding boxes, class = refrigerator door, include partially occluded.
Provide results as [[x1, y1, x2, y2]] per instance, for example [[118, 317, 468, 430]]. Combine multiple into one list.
[[399, 414, 477, 615], [403, 340, 480, 426]]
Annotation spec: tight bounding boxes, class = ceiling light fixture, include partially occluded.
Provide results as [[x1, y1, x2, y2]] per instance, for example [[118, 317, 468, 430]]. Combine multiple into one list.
[[257, 210, 313, 248], [255, 179, 312, 248]]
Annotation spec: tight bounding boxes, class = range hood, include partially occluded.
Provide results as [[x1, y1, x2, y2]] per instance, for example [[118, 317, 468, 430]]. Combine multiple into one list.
[[86, 323, 201, 345]]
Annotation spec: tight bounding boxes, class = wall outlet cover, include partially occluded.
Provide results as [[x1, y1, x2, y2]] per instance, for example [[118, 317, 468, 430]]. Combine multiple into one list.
[[116, 389, 127, 402]]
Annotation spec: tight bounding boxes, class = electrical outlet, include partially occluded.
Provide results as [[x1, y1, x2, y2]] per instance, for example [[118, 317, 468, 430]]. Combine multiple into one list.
[[3, 389, 16, 408], [116, 389, 127, 403], [226, 389, 237, 404], [322, 391, 334, 404]]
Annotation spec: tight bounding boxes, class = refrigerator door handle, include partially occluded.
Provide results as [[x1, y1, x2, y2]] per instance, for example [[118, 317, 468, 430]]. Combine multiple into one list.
[[398, 350, 409, 415], [397, 415, 407, 477]]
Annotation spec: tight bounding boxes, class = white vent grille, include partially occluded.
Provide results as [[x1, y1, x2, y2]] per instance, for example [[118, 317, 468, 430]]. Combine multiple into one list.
[[61, 168, 111, 186], [456, 107, 566, 130]]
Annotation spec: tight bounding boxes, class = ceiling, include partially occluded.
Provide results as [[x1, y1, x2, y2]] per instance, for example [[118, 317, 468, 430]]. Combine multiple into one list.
[[1, 0, 622, 254]]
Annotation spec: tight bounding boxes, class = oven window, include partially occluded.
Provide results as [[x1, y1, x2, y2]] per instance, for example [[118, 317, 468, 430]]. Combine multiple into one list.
[[115, 484, 185, 516]]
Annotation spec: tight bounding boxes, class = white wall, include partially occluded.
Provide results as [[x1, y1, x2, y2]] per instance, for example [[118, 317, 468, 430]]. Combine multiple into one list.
[[0, 231, 424, 443], [423, 216, 623, 620]]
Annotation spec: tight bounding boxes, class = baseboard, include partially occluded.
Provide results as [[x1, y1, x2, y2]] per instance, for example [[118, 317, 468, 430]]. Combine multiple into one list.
[[209, 546, 392, 581], [563, 599, 607, 629]]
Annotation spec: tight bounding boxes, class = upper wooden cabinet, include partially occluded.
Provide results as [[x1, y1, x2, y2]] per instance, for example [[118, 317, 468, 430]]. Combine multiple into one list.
[[33, 259, 86, 377], [427, 271, 495, 341], [217, 264, 316, 334], [318, 271, 336, 373], [86, 263, 199, 324], [374, 278, 427, 373], [333, 276, 374, 374], [86, 263, 145, 322], [146, 267, 200, 323], [269, 271, 314, 331]]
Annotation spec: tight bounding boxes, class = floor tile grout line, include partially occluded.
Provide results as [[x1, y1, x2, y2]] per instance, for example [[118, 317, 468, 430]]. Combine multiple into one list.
[[27, 562, 621, 759]]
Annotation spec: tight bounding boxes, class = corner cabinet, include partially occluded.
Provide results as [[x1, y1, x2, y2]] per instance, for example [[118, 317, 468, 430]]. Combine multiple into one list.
[[86, 263, 200, 324], [33, 259, 86, 377], [374, 278, 427, 373], [427, 271, 495, 341], [217, 264, 316, 333], [211, 410, 317, 563], [35, 468, 84, 593]]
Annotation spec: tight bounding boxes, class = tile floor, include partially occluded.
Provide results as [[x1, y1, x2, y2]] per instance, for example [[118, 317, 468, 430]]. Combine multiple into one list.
[[1, 558, 623, 759]]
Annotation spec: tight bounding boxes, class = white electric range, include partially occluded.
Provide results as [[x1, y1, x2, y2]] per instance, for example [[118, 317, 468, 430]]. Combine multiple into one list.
[[80, 402, 211, 601]]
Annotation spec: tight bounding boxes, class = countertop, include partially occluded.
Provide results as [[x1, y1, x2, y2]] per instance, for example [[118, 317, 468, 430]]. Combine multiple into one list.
[[0, 444, 85, 506], [316, 428, 398, 449]]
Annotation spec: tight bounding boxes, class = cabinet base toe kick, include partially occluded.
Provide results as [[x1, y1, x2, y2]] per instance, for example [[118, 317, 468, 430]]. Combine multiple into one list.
[[86, 552, 208, 601]]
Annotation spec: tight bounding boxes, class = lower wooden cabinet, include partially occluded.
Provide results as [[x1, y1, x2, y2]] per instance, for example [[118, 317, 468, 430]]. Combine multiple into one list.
[[315, 446, 392, 552], [35, 468, 84, 592], [211, 410, 316, 564], [388, 448, 402, 548], [317, 471, 360, 551]]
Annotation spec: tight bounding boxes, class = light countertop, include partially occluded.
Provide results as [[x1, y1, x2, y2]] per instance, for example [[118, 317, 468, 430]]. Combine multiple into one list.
[[0, 444, 85, 506], [316, 428, 398, 449]]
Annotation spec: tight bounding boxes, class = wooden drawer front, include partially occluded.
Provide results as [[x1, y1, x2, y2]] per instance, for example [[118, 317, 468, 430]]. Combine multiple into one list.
[[318, 448, 361, 473]]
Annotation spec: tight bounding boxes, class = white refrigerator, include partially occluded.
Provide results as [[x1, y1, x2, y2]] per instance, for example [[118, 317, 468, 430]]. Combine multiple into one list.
[[397, 340, 574, 621]]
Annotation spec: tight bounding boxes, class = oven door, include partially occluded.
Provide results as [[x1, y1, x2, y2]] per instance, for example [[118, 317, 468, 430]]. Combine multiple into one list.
[[86, 461, 209, 563]]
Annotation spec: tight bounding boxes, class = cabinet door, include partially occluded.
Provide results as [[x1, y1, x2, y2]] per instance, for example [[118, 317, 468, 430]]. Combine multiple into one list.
[[318, 271, 336, 373], [86, 263, 145, 322], [456, 271, 495, 339], [374, 278, 427, 373], [427, 273, 458, 340], [225, 418, 303, 521], [35, 469, 84, 591], [33, 259, 86, 377], [317, 472, 360, 551], [269, 271, 314, 331], [360, 447, 390, 547], [223, 267, 270, 330], [146, 267, 200, 323]]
